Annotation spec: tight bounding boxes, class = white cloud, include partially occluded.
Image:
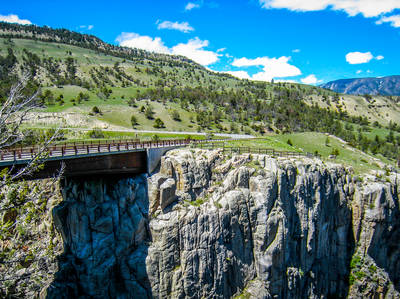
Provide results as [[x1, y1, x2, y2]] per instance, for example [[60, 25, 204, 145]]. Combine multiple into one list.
[[217, 47, 226, 52], [301, 74, 320, 84], [157, 20, 194, 33], [185, 2, 201, 10], [345, 51, 374, 64], [356, 70, 362, 74], [79, 24, 94, 30], [171, 37, 219, 65], [223, 71, 251, 80], [276, 79, 298, 83], [292, 49, 301, 53], [0, 14, 32, 25], [116, 33, 219, 66], [376, 14, 400, 27], [376, 55, 384, 60], [116, 32, 170, 54], [259, 0, 400, 18], [232, 56, 301, 81]]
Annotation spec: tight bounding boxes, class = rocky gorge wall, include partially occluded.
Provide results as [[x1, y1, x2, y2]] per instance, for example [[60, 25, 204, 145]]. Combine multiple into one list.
[[43, 149, 400, 298]]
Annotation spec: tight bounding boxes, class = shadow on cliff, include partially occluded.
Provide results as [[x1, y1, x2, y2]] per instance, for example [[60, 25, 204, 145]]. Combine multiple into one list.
[[279, 168, 356, 299], [45, 174, 153, 299], [367, 191, 400, 292]]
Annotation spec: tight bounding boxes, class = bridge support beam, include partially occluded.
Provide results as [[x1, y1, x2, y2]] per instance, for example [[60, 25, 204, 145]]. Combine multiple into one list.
[[147, 146, 181, 174]]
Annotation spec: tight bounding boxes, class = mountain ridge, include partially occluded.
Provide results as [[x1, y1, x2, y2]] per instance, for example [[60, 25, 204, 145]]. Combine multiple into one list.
[[321, 75, 400, 96]]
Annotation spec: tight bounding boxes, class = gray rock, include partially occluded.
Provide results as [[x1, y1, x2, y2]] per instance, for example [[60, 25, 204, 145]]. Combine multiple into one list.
[[159, 178, 176, 210], [44, 150, 400, 299]]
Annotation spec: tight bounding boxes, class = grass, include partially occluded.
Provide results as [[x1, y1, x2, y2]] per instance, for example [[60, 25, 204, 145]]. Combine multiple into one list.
[[222, 132, 391, 174], [224, 137, 300, 152], [2, 37, 398, 175]]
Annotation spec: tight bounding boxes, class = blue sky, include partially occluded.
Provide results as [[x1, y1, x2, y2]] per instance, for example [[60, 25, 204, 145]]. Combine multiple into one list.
[[2, 0, 400, 84]]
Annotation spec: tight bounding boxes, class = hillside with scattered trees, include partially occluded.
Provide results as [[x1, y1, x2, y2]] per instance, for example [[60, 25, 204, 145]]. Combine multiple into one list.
[[1, 22, 400, 162]]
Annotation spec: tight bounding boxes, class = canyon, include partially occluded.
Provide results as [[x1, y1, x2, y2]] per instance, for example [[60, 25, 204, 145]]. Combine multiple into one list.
[[35, 148, 400, 298]]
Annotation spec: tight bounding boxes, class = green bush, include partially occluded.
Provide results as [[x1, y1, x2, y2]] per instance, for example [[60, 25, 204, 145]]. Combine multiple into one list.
[[131, 115, 138, 127], [331, 148, 339, 156], [151, 134, 160, 141], [153, 118, 165, 128], [88, 128, 105, 139], [92, 106, 101, 114], [171, 110, 181, 121]]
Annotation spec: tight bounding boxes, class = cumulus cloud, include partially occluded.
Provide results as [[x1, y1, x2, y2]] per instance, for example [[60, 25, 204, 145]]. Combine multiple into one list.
[[116, 33, 219, 66], [345, 51, 384, 64], [345, 51, 374, 64], [301, 74, 320, 84], [232, 56, 301, 81], [356, 70, 362, 74], [185, 2, 201, 10], [376, 15, 400, 27], [116, 32, 170, 54], [259, 0, 400, 18], [157, 20, 194, 33], [172, 37, 219, 65], [292, 49, 301, 53], [275, 79, 298, 83], [0, 14, 32, 25], [223, 71, 251, 80]]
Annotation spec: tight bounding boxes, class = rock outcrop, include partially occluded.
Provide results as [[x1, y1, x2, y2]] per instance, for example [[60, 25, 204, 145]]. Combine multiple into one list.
[[44, 149, 400, 298]]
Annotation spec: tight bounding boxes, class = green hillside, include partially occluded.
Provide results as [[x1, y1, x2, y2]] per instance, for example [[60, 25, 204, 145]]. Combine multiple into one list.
[[1, 22, 400, 170]]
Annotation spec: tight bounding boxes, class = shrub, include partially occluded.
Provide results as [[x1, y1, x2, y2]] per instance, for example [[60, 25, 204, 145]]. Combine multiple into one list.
[[92, 106, 101, 114], [287, 139, 293, 146], [325, 137, 330, 147], [131, 115, 138, 127], [88, 128, 105, 139], [331, 148, 339, 156], [145, 105, 154, 119], [171, 110, 181, 121], [153, 118, 165, 128]]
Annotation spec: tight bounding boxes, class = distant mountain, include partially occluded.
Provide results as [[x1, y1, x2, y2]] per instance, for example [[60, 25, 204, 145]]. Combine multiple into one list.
[[320, 75, 400, 96]]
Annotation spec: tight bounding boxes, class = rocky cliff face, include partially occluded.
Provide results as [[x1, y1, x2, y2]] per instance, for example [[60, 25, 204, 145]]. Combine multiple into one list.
[[45, 149, 400, 298]]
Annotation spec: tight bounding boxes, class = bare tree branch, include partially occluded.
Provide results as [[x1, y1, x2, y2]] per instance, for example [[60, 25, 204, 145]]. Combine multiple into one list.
[[0, 74, 64, 187]]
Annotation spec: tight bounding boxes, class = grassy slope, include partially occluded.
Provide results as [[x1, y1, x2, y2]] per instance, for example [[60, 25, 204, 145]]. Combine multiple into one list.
[[1, 37, 399, 171], [0, 38, 400, 127], [226, 132, 389, 174]]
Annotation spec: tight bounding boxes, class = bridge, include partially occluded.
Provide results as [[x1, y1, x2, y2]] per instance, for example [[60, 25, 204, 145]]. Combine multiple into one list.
[[0, 138, 314, 180], [0, 139, 201, 179]]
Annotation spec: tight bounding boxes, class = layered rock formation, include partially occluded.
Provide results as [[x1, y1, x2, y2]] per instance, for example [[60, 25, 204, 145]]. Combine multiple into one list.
[[44, 149, 400, 298]]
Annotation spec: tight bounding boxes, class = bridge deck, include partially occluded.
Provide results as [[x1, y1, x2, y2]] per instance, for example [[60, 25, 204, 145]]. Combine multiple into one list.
[[0, 139, 193, 165], [0, 139, 195, 179]]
